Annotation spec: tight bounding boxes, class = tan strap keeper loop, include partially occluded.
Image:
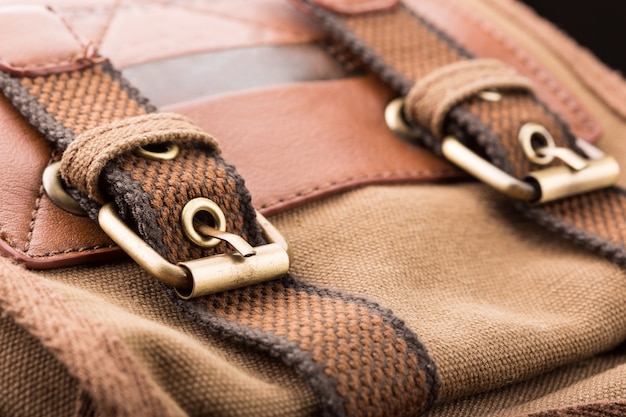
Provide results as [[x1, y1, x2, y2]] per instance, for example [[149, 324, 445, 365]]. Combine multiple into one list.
[[60, 112, 220, 204], [404, 59, 535, 137]]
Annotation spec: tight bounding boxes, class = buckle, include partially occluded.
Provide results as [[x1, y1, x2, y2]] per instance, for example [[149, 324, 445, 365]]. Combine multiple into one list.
[[43, 155, 290, 299], [98, 204, 291, 299], [385, 98, 620, 203]]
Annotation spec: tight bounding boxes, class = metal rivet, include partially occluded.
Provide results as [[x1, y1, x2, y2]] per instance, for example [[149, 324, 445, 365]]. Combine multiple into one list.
[[42, 161, 87, 216], [384, 97, 416, 137], [181, 198, 227, 248], [135, 142, 180, 161], [478, 90, 503, 102], [519, 122, 556, 165]]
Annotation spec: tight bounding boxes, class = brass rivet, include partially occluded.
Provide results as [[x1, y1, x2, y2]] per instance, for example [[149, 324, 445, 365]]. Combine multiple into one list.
[[135, 142, 180, 161], [478, 90, 503, 102], [181, 198, 226, 248], [42, 161, 87, 216], [384, 97, 416, 138], [519, 122, 556, 165]]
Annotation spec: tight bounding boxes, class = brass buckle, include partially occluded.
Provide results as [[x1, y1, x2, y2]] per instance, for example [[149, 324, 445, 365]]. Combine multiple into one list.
[[43, 160, 290, 299], [99, 204, 291, 299], [385, 98, 620, 203]]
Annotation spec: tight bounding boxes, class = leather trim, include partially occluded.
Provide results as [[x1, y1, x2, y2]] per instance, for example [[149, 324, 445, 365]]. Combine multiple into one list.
[[0, 5, 98, 76], [166, 76, 460, 216]]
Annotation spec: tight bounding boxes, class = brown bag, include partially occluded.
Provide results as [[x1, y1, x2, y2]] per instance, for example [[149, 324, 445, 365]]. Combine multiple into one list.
[[2, 1, 626, 416]]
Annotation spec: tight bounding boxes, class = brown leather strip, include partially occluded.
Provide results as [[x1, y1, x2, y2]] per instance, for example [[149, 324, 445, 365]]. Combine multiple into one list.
[[299, 0, 626, 269], [307, 0, 398, 14]]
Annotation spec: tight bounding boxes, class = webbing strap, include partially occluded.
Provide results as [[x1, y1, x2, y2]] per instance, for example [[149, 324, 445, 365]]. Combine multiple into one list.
[[0, 58, 439, 416], [0, 61, 263, 263], [298, 1, 626, 268]]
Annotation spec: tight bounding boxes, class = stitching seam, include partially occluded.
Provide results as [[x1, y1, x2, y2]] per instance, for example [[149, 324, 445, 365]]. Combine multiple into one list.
[[259, 168, 460, 209]]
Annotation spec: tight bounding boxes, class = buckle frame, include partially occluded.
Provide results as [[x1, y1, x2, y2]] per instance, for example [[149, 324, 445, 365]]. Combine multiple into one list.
[[98, 203, 291, 299], [441, 136, 620, 203]]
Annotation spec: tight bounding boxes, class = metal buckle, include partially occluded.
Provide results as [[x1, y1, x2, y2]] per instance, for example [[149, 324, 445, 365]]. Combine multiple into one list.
[[385, 98, 620, 203], [43, 158, 290, 299], [98, 204, 291, 299]]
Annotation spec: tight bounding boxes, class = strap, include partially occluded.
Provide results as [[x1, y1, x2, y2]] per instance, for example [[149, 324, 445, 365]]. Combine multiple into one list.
[[297, 0, 626, 268], [0, 61, 266, 271], [0, 8, 440, 413]]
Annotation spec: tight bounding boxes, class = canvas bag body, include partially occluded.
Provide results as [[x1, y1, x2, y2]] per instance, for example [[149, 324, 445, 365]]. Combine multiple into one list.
[[3, 1, 626, 416]]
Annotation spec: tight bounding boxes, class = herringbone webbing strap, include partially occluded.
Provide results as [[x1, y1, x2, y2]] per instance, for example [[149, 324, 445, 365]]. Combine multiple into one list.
[[298, 1, 626, 268], [0, 60, 439, 416]]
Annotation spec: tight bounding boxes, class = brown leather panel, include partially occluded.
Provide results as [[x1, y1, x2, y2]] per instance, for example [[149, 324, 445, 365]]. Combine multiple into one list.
[[0, 77, 459, 268], [308, 0, 398, 14], [0, 1, 324, 70], [0, 93, 117, 268], [166, 76, 460, 216], [405, 0, 602, 143], [0, 5, 97, 76]]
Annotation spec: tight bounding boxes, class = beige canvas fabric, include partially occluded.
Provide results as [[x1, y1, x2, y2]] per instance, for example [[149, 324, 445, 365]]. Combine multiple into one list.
[[0, 312, 79, 417], [274, 184, 626, 402], [0, 258, 317, 416], [3, 182, 626, 415]]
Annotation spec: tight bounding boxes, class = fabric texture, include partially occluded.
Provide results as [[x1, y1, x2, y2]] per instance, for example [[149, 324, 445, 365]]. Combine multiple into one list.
[[0, 61, 153, 150], [0, 31, 440, 417]]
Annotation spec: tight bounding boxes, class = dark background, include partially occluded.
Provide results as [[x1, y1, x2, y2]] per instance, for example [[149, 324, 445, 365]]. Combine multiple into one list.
[[520, 1, 626, 73]]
